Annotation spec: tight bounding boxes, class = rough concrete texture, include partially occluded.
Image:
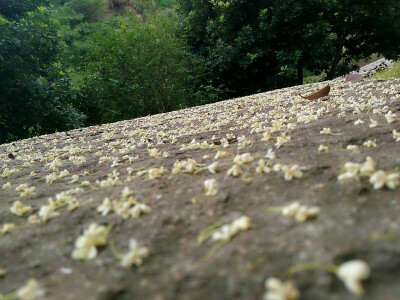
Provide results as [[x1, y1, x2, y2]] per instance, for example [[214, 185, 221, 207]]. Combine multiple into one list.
[[1, 78, 400, 300]]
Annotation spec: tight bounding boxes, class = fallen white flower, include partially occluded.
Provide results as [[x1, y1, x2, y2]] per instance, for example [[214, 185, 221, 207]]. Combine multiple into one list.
[[363, 140, 376, 148], [263, 277, 300, 300], [256, 159, 271, 174], [369, 119, 378, 128], [320, 128, 332, 135], [227, 164, 242, 177], [10, 201, 32, 217], [119, 239, 149, 268], [393, 130, 400, 142], [72, 223, 109, 260], [354, 119, 365, 125], [204, 179, 218, 196], [38, 205, 60, 222], [282, 165, 303, 181], [17, 279, 45, 300], [130, 204, 151, 218], [318, 144, 329, 153], [207, 162, 219, 174], [337, 260, 370, 296], [346, 145, 359, 151], [369, 171, 400, 189]]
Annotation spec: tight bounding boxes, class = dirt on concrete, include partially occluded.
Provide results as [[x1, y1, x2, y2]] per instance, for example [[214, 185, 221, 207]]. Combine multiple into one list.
[[1, 78, 400, 300]]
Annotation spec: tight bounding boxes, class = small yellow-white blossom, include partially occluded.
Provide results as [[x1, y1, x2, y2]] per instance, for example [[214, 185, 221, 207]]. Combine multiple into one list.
[[17, 279, 45, 300], [97, 177, 121, 188], [20, 186, 36, 197], [294, 205, 320, 222], [261, 132, 272, 141], [207, 162, 219, 174], [2, 182, 12, 189], [273, 163, 282, 172], [369, 171, 399, 189], [148, 148, 159, 157], [148, 167, 167, 179], [204, 179, 218, 196], [233, 153, 254, 164], [69, 155, 86, 165], [263, 277, 300, 300], [119, 239, 149, 268], [360, 157, 375, 173], [1, 223, 16, 235], [282, 202, 300, 217], [69, 174, 79, 184], [354, 119, 365, 125], [28, 215, 41, 224], [211, 216, 250, 241], [227, 164, 242, 177], [338, 162, 361, 181], [320, 128, 332, 135], [337, 260, 370, 296], [385, 111, 396, 123], [346, 145, 359, 151], [220, 138, 229, 147], [46, 158, 62, 171], [114, 201, 132, 219], [369, 119, 378, 128], [38, 205, 60, 222], [281, 202, 319, 222], [256, 159, 271, 174], [10, 201, 32, 216], [59, 169, 70, 178], [275, 135, 291, 148], [15, 183, 29, 192], [172, 159, 197, 174], [80, 180, 91, 187], [363, 140, 376, 148], [130, 204, 151, 218], [318, 144, 329, 153], [393, 130, 400, 142], [71, 223, 109, 260], [45, 173, 58, 184], [282, 165, 303, 181], [97, 198, 113, 216], [1, 168, 9, 178], [215, 150, 229, 159], [265, 149, 276, 160]]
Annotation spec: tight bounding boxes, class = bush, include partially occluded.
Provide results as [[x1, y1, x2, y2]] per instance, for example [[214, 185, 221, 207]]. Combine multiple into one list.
[[77, 14, 220, 125], [0, 7, 84, 143]]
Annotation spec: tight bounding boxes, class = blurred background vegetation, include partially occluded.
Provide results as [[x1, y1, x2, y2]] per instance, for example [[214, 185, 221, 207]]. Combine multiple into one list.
[[1, 0, 400, 143]]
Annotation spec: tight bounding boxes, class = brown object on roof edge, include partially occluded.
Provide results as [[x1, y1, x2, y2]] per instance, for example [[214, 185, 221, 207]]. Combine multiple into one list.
[[299, 84, 330, 100]]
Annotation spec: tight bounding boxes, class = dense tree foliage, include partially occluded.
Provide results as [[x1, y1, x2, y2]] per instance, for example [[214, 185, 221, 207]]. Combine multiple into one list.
[[0, 0, 48, 19], [0, 6, 84, 143], [1, 0, 400, 143], [76, 15, 218, 124], [178, 0, 400, 97]]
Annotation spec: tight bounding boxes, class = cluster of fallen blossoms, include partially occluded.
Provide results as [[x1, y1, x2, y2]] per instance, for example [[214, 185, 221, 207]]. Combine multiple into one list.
[[264, 259, 371, 299], [338, 156, 400, 189], [0, 78, 399, 298], [72, 223, 110, 260], [97, 187, 151, 219]]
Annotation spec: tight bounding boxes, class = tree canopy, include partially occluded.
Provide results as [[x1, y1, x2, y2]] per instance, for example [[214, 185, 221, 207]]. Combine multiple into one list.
[[0, 6, 84, 142], [178, 0, 400, 97], [1, 0, 400, 143]]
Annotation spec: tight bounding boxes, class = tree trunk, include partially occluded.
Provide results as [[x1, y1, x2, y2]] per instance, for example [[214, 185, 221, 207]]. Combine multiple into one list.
[[327, 55, 341, 80], [297, 56, 304, 85]]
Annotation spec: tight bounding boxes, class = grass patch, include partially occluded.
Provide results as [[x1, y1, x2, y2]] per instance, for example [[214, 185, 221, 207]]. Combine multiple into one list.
[[371, 61, 400, 79]]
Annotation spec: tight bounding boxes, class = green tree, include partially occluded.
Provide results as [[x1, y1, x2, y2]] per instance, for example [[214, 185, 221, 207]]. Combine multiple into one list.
[[179, 0, 400, 97], [0, 0, 48, 19], [77, 15, 219, 125], [0, 6, 84, 143]]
